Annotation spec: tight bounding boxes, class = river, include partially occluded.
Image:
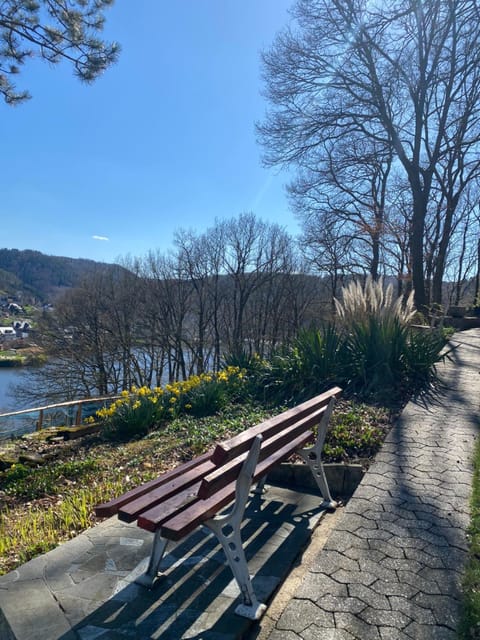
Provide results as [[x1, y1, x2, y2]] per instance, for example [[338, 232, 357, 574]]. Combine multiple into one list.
[[0, 366, 30, 413]]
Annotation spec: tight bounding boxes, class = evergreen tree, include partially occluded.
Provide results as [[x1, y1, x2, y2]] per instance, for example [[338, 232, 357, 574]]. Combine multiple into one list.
[[0, 0, 119, 104]]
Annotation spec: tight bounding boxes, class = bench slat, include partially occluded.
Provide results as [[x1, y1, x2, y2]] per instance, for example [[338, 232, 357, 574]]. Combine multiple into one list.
[[94, 450, 212, 518], [134, 481, 203, 530], [118, 460, 215, 522], [197, 406, 328, 499], [155, 429, 314, 540], [212, 386, 341, 465]]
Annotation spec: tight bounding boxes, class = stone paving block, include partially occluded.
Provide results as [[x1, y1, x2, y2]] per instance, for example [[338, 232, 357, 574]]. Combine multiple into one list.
[[378, 628, 411, 640], [403, 621, 457, 639], [402, 547, 446, 569], [367, 538, 407, 559], [353, 526, 393, 541], [330, 569, 378, 586], [412, 593, 461, 628], [315, 594, 366, 614], [323, 530, 369, 554], [334, 612, 382, 639], [295, 571, 349, 600], [308, 549, 359, 574], [388, 595, 436, 625], [437, 548, 468, 571], [357, 559, 399, 583], [380, 557, 424, 574], [416, 566, 463, 594], [301, 625, 356, 639], [348, 583, 391, 610], [369, 580, 418, 599], [343, 547, 386, 563], [358, 606, 412, 628], [266, 630, 301, 640], [276, 599, 334, 633]]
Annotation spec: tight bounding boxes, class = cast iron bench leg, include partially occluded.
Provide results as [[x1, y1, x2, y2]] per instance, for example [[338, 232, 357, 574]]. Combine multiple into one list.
[[299, 397, 338, 509], [252, 474, 267, 495], [205, 435, 267, 620], [135, 529, 169, 587]]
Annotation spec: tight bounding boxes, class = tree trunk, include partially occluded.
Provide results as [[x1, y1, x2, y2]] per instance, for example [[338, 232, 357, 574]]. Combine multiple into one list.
[[474, 238, 480, 305], [410, 203, 428, 312]]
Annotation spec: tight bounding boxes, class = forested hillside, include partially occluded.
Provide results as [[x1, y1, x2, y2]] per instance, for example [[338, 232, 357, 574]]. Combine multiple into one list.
[[0, 249, 121, 302]]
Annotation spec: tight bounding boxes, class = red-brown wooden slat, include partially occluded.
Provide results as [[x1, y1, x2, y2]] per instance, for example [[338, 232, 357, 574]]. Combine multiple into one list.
[[212, 387, 341, 465], [197, 407, 327, 499], [118, 459, 215, 522], [133, 481, 203, 531], [155, 429, 313, 540], [94, 450, 212, 517]]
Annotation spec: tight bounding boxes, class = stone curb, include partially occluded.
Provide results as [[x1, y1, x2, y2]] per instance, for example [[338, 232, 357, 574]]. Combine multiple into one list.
[[268, 462, 365, 499]]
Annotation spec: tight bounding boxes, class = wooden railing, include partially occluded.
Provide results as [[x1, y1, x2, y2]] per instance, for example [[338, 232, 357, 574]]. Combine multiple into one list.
[[0, 395, 120, 439]]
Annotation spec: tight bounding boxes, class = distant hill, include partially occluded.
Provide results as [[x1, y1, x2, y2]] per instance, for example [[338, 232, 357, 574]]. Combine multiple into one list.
[[0, 249, 122, 303]]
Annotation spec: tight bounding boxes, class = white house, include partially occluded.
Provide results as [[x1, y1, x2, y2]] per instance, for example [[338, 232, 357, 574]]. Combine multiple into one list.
[[0, 327, 17, 340]]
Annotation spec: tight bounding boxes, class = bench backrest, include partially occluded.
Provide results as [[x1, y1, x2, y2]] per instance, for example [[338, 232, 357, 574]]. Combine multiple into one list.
[[201, 386, 342, 499], [211, 386, 342, 465]]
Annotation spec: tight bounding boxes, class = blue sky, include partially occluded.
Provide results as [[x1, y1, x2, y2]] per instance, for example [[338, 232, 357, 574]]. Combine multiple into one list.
[[0, 1, 298, 264]]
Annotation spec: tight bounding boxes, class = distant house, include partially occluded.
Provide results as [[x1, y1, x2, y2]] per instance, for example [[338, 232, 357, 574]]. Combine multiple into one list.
[[8, 303, 24, 315], [13, 321, 30, 337], [0, 327, 17, 340]]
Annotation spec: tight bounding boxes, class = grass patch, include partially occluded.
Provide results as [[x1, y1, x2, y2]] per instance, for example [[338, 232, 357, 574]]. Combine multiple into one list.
[[459, 435, 480, 638]]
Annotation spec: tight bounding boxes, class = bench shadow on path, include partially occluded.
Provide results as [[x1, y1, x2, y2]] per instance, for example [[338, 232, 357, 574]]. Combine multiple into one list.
[[58, 488, 325, 640]]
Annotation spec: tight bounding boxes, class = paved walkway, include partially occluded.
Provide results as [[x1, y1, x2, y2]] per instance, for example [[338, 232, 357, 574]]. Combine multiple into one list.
[[259, 328, 480, 640]]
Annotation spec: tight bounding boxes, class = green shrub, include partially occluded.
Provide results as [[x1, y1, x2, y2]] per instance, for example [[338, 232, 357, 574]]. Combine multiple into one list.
[[222, 351, 270, 400], [254, 326, 344, 405], [341, 316, 408, 400], [336, 279, 447, 402], [401, 329, 449, 397]]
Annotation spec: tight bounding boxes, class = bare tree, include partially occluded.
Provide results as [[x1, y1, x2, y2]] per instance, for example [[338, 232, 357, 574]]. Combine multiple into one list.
[[142, 250, 193, 382], [35, 268, 124, 398], [290, 132, 394, 281], [217, 213, 292, 356], [298, 210, 354, 311], [174, 229, 221, 374], [258, 0, 480, 310]]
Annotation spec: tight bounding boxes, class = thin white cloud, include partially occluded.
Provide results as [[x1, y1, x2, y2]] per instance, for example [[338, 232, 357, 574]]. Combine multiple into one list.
[[92, 235, 110, 242]]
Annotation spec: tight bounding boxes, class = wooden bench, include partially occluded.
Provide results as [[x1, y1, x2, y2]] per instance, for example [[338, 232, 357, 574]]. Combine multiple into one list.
[[95, 386, 342, 620]]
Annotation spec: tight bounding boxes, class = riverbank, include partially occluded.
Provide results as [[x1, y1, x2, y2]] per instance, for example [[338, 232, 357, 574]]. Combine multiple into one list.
[[0, 344, 46, 367]]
